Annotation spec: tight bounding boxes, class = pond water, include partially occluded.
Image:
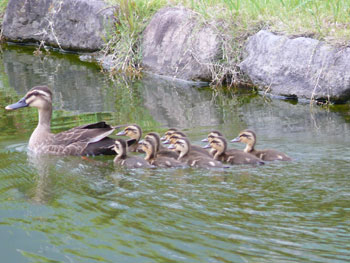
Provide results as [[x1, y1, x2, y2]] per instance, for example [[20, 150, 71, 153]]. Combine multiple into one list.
[[0, 45, 349, 263]]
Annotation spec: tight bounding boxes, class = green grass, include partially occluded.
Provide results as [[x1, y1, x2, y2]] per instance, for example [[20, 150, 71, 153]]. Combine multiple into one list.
[[0, 0, 8, 25], [2, 0, 348, 85], [104, 0, 350, 85]]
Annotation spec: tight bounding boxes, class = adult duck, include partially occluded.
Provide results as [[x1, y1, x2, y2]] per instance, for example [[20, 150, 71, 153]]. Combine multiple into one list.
[[231, 130, 292, 161], [5, 86, 119, 155]]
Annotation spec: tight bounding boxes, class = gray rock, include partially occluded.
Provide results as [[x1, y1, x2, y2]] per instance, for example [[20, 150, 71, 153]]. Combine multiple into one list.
[[141, 7, 220, 82], [240, 30, 350, 103], [2, 0, 115, 52]]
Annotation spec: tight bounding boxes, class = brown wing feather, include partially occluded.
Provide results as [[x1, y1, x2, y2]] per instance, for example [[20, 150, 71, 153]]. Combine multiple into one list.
[[40, 122, 116, 155], [50, 125, 114, 146]]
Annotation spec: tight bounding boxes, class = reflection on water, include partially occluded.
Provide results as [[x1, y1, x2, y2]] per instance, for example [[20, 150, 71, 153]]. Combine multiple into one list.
[[1, 45, 350, 263]]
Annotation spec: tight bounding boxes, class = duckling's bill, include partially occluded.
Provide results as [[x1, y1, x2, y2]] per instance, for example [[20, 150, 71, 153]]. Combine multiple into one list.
[[231, 136, 240, 143]]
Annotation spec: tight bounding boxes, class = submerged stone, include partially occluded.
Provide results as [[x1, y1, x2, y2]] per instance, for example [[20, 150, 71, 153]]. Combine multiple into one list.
[[240, 30, 350, 103], [2, 0, 115, 52], [141, 7, 220, 82]]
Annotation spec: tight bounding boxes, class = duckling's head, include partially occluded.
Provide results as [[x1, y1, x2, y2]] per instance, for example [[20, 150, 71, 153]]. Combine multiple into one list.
[[113, 139, 128, 159], [163, 131, 187, 145], [144, 132, 161, 151], [168, 137, 191, 159], [209, 136, 227, 155], [161, 128, 180, 141], [231, 130, 256, 146], [139, 138, 156, 160], [5, 86, 53, 111], [201, 130, 223, 142], [117, 124, 142, 140]]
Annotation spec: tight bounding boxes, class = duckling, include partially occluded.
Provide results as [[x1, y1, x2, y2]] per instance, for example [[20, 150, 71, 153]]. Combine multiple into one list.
[[231, 130, 292, 161], [116, 124, 142, 152], [164, 131, 212, 158], [204, 136, 264, 165], [169, 137, 225, 168], [160, 128, 179, 141], [201, 130, 225, 155], [202, 131, 264, 164], [201, 130, 224, 143], [5, 85, 120, 155], [113, 139, 153, 168], [139, 139, 185, 168], [144, 132, 179, 160]]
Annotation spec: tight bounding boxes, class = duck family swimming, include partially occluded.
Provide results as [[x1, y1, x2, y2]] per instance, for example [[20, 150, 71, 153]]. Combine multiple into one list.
[[5, 86, 291, 167]]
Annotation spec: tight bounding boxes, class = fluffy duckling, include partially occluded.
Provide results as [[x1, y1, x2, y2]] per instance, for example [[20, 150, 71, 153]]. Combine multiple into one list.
[[231, 130, 292, 161], [160, 128, 179, 141], [164, 131, 212, 158], [139, 139, 185, 168], [201, 130, 224, 143], [201, 130, 225, 155], [116, 124, 142, 152], [144, 132, 179, 160], [169, 137, 225, 168], [204, 136, 264, 165], [113, 139, 153, 168]]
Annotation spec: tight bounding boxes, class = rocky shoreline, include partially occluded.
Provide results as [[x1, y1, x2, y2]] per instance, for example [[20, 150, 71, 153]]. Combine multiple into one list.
[[1, 0, 350, 103]]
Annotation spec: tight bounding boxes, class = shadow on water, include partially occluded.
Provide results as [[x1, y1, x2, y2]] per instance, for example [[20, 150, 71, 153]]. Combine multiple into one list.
[[1, 45, 350, 263]]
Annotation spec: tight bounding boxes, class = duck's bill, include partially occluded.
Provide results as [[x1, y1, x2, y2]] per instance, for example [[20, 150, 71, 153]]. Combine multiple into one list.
[[202, 144, 211, 149], [116, 130, 127, 136], [230, 137, 240, 143], [201, 138, 209, 142], [168, 144, 175, 150], [163, 139, 170, 144], [5, 97, 28, 110]]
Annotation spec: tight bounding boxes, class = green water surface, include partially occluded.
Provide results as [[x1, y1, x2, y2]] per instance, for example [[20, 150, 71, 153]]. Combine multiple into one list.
[[0, 45, 349, 263]]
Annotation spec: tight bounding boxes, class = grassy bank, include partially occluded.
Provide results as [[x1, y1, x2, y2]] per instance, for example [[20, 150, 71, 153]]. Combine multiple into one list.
[[0, 0, 8, 26], [105, 0, 350, 85]]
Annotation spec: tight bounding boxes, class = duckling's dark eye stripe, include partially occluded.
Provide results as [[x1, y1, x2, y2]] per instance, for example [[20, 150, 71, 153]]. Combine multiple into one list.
[[240, 134, 250, 138]]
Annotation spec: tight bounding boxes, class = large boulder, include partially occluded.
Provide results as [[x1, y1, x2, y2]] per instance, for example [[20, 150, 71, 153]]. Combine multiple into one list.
[[141, 7, 220, 82], [240, 30, 350, 103], [2, 0, 115, 52]]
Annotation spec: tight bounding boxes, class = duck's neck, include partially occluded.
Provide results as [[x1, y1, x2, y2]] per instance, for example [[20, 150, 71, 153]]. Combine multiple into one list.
[[244, 142, 255, 153], [114, 149, 126, 162], [213, 148, 224, 160], [145, 150, 156, 161], [178, 148, 189, 161], [29, 107, 52, 148]]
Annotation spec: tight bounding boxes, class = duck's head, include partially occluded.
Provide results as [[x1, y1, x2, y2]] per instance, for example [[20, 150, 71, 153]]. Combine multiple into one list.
[[201, 130, 223, 142], [163, 131, 186, 145], [113, 139, 128, 159], [116, 124, 142, 140], [161, 128, 179, 141], [206, 136, 227, 155], [231, 130, 256, 146], [168, 137, 190, 159], [139, 138, 156, 160], [144, 132, 161, 151], [5, 86, 52, 111]]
